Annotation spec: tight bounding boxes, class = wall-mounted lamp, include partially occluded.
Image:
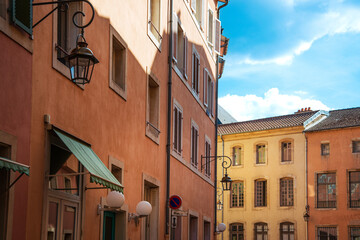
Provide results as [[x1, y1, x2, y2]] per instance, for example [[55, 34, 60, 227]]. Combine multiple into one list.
[[33, 0, 99, 84], [97, 191, 125, 215], [200, 155, 233, 191], [216, 223, 226, 233], [128, 201, 152, 226], [303, 204, 310, 222]]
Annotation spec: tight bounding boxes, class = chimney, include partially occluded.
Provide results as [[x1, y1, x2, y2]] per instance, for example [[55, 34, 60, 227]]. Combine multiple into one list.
[[295, 107, 312, 114]]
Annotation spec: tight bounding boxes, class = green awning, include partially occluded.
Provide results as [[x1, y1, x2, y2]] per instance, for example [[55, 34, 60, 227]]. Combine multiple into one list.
[[0, 156, 30, 176], [54, 129, 123, 192]]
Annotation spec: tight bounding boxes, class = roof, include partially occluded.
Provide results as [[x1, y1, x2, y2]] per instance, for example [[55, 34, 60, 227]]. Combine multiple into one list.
[[305, 107, 360, 132], [218, 105, 237, 124], [218, 111, 317, 135]]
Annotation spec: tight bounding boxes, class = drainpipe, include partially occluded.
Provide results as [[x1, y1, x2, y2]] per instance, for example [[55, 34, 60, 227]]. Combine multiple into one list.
[[215, 0, 229, 236], [166, 0, 174, 236], [304, 133, 309, 240], [221, 135, 225, 240]]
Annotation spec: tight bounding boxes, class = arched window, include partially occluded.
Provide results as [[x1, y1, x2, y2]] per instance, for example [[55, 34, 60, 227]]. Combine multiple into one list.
[[254, 222, 268, 240], [280, 222, 295, 240], [232, 146, 242, 166], [254, 179, 267, 207], [231, 181, 244, 208], [230, 223, 244, 240], [280, 178, 294, 206]]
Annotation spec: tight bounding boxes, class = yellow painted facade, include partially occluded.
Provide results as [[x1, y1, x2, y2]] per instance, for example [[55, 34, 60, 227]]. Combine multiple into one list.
[[217, 126, 307, 240]]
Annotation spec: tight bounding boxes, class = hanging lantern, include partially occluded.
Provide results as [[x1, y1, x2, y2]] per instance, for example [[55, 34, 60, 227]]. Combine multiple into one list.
[[63, 35, 99, 85]]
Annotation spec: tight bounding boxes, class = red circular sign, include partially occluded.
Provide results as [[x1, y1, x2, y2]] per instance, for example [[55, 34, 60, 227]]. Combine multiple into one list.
[[169, 195, 182, 210]]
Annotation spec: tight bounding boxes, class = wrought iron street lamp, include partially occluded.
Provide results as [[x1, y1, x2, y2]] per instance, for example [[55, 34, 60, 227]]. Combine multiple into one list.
[[33, 0, 99, 84], [303, 204, 310, 222], [201, 155, 233, 191]]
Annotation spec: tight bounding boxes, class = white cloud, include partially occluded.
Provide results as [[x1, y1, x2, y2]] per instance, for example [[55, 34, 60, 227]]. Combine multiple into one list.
[[219, 88, 330, 121]]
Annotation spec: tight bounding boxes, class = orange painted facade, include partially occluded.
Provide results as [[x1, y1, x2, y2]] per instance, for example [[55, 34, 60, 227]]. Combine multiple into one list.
[[306, 126, 360, 239], [1, 0, 227, 239]]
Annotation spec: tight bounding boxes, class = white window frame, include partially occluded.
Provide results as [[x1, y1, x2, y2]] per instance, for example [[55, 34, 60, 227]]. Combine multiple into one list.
[[204, 135, 211, 177], [173, 100, 183, 155], [191, 46, 200, 97], [190, 120, 199, 168], [207, 6, 214, 50], [147, 0, 162, 48]]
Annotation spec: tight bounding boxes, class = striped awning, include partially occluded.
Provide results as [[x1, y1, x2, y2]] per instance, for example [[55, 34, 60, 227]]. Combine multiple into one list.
[[54, 129, 123, 192], [0, 156, 30, 176]]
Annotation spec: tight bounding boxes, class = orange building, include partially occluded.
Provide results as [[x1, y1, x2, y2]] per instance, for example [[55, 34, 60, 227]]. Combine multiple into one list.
[[1, 0, 228, 239], [305, 107, 360, 240], [0, 2, 32, 239]]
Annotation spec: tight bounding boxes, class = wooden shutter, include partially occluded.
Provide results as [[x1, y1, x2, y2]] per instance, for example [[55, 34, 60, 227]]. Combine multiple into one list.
[[214, 18, 221, 54], [172, 13, 178, 62], [203, 69, 208, 105], [197, 55, 200, 94], [12, 0, 32, 35], [178, 111, 182, 152], [183, 35, 188, 79]]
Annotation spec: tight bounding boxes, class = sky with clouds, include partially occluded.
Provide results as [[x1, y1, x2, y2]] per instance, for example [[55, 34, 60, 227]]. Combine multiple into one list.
[[218, 0, 360, 121]]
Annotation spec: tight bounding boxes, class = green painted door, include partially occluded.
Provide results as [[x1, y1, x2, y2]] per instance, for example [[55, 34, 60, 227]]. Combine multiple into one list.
[[103, 211, 115, 240]]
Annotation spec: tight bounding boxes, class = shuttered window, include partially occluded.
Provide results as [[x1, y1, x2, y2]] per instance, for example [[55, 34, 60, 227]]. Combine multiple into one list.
[[191, 122, 199, 167], [173, 104, 183, 154], [11, 0, 32, 34], [214, 18, 221, 54]]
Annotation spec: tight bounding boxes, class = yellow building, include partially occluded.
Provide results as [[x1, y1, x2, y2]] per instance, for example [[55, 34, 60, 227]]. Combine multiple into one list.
[[217, 110, 318, 240]]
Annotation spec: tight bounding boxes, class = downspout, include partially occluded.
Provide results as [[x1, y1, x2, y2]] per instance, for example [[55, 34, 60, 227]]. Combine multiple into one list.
[[304, 133, 309, 240], [215, 0, 229, 236], [166, 0, 174, 236], [221, 135, 225, 240]]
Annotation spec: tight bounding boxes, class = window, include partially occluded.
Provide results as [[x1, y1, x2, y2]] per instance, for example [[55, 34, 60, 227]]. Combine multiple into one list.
[[191, 121, 199, 167], [109, 26, 127, 99], [0, 143, 11, 240], [144, 180, 159, 240], [349, 171, 360, 208], [207, 8, 214, 49], [203, 220, 210, 240], [173, 14, 188, 78], [146, 74, 160, 142], [204, 137, 211, 177], [203, 69, 214, 116], [192, 48, 200, 95], [230, 223, 244, 240], [255, 179, 267, 207], [191, 0, 205, 29], [111, 165, 122, 185], [321, 143, 330, 156], [280, 222, 295, 240], [280, 178, 294, 207], [53, 1, 82, 78], [56, 2, 81, 65], [148, 0, 162, 44], [317, 226, 337, 240], [281, 141, 292, 162], [0, 0, 6, 19], [254, 222, 268, 240], [256, 144, 266, 164], [232, 146, 242, 166], [317, 173, 336, 208], [350, 226, 360, 240], [189, 214, 198, 240], [353, 141, 360, 153], [231, 181, 244, 208], [173, 103, 183, 154], [174, 216, 182, 240]]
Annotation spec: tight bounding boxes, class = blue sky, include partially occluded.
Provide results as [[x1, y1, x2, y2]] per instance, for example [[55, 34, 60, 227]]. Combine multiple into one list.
[[218, 0, 360, 121]]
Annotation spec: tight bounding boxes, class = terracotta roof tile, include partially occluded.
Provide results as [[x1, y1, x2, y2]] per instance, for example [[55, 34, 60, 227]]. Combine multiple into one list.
[[305, 107, 360, 132], [218, 111, 317, 135]]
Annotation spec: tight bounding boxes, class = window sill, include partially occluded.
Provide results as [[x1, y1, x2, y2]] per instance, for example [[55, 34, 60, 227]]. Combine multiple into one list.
[[145, 126, 160, 145], [147, 31, 162, 51], [109, 80, 127, 101], [53, 58, 85, 90], [280, 161, 293, 165]]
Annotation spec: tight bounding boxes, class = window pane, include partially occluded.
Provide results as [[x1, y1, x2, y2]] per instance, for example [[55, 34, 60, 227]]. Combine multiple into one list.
[[47, 201, 58, 240], [62, 205, 76, 240]]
